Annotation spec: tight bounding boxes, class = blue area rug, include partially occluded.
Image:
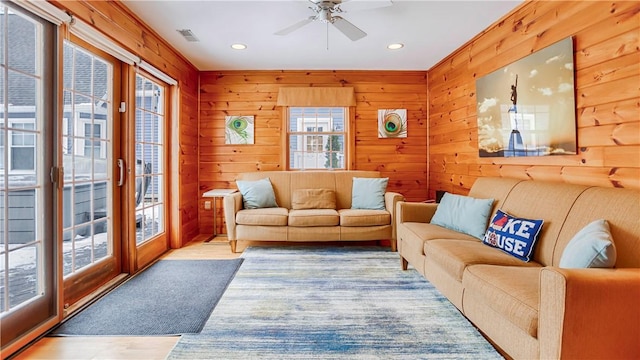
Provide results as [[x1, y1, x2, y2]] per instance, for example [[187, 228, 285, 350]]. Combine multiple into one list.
[[52, 259, 243, 336], [167, 247, 502, 359]]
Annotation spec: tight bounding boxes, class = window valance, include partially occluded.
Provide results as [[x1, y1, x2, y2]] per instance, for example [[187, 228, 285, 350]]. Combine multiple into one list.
[[276, 87, 356, 107]]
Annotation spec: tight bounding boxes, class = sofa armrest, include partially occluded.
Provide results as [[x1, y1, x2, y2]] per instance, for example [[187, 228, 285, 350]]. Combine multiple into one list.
[[539, 267, 640, 360], [395, 201, 438, 224], [223, 192, 243, 241], [384, 192, 405, 241]]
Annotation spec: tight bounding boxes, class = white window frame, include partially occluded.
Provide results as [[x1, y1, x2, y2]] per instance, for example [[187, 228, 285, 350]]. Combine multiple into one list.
[[287, 107, 347, 170], [2, 118, 37, 174]]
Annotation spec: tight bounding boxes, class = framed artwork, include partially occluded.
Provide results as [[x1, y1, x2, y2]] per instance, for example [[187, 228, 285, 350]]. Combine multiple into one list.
[[225, 115, 254, 144], [378, 109, 407, 138], [476, 37, 576, 157]]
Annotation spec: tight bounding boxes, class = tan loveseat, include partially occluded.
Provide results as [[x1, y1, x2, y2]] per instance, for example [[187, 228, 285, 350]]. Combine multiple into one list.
[[396, 177, 640, 359], [224, 171, 404, 253]]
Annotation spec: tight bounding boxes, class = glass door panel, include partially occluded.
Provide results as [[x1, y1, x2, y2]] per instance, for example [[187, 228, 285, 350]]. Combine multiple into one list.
[[132, 74, 167, 267], [61, 40, 121, 305], [0, 3, 55, 350]]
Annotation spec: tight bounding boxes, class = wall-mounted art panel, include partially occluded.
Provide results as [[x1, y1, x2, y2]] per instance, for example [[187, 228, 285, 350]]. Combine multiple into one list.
[[476, 37, 576, 157], [378, 109, 407, 138], [225, 116, 255, 144]]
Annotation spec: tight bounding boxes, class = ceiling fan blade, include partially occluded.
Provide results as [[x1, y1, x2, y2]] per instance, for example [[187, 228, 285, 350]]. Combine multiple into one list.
[[275, 16, 315, 36], [331, 16, 366, 41]]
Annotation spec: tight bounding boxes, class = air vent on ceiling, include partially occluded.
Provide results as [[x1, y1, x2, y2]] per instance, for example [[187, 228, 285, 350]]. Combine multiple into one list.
[[176, 29, 199, 42]]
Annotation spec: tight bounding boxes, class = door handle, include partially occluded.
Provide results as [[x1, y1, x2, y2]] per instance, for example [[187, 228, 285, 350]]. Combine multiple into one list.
[[117, 159, 125, 187]]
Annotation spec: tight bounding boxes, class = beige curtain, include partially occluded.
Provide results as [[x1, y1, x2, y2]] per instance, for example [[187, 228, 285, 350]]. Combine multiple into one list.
[[276, 87, 356, 107]]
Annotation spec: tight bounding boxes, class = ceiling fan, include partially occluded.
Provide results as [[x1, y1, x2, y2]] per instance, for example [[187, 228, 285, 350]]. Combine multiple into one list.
[[275, 0, 392, 41]]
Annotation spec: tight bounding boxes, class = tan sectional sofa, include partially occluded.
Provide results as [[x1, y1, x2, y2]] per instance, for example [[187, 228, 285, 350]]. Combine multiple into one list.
[[224, 171, 404, 253], [396, 177, 640, 359]]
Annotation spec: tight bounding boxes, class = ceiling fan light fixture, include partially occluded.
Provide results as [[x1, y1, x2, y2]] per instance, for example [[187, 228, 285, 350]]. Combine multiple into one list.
[[319, 9, 332, 22], [231, 43, 247, 50], [387, 43, 404, 50]]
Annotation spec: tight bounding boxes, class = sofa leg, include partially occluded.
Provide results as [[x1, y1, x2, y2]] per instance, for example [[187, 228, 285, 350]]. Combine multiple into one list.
[[390, 239, 397, 252], [230, 240, 237, 253], [401, 257, 408, 270]]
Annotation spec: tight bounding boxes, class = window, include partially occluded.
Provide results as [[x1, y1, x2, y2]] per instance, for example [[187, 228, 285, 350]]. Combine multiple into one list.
[[10, 121, 36, 170], [287, 107, 346, 170], [0, 120, 37, 173]]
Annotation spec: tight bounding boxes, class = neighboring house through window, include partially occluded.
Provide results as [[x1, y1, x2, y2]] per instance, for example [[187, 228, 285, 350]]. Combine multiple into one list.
[[0, 114, 37, 173]]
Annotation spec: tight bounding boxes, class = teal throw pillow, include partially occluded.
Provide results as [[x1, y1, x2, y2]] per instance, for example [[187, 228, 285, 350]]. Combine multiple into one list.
[[236, 178, 278, 209], [351, 177, 389, 210], [559, 219, 617, 268], [483, 209, 544, 262], [430, 193, 495, 240]]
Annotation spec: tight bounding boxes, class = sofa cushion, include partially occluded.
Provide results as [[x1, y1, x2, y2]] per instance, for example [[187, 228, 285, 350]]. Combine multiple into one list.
[[236, 207, 288, 226], [236, 178, 278, 209], [425, 239, 542, 282], [339, 209, 390, 227], [483, 209, 544, 262], [291, 189, 336, 210], [559, 219, 617, 268], [430, 193, 494, 240], [351, 177, 388, 210], [288, 209, 339, 227], [463, 265, 541, 338]]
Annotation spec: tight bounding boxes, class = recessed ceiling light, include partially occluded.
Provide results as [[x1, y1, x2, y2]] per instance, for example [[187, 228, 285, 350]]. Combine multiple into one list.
[[387, 43, 404, 50], [231, 43, 247, 50]]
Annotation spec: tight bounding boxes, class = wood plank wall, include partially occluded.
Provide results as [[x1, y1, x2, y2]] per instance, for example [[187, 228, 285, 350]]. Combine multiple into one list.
[[428, 1, 640, 198], [53, 1, 200, 246], [199, 71, 428, 234]]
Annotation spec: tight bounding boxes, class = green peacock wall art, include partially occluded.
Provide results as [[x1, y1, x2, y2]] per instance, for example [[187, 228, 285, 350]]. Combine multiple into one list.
[[225, 115, 255, 144], [378, 109, 407, 138]]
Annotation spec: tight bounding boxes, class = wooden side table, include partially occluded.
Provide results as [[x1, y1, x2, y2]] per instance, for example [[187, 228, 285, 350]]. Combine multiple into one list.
[[202, 189, 237, 241]]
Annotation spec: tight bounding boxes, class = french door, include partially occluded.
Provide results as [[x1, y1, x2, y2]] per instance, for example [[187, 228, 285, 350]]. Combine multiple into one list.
[[0, 3, 57, 349], [128, 71, 168, 269], [60, 38, 123, 306], [1, 4, 171, 352]]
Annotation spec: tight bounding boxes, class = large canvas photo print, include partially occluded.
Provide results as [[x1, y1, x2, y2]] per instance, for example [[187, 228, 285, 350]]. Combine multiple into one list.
[[476, 37, 577, 157]]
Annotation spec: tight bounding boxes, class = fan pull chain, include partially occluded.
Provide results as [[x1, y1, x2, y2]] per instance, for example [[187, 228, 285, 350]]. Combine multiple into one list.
[[326, 22, 329, 50]]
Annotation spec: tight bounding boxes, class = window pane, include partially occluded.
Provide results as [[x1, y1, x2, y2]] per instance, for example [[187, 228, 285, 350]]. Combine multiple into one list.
[[73, 49, 92, 95], [135, 76, 143, 109], [0, 65, 4, 102], [94, 140, 108, 180], [0, 10, 5, 66], [8, 70, 36, 107], [63, 42, 73, 89], [10, 147, 34, 170], [93, 59, 108, 101], [8, 245, 40, 309], [7, 13, 36, 74]]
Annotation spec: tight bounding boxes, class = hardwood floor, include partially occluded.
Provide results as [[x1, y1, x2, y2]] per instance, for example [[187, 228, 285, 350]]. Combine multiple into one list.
[[13, 236, 239, 360]]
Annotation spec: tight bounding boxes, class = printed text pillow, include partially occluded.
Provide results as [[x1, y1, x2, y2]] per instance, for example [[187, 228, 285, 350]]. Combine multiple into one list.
[[482, 209, 544, 262]]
